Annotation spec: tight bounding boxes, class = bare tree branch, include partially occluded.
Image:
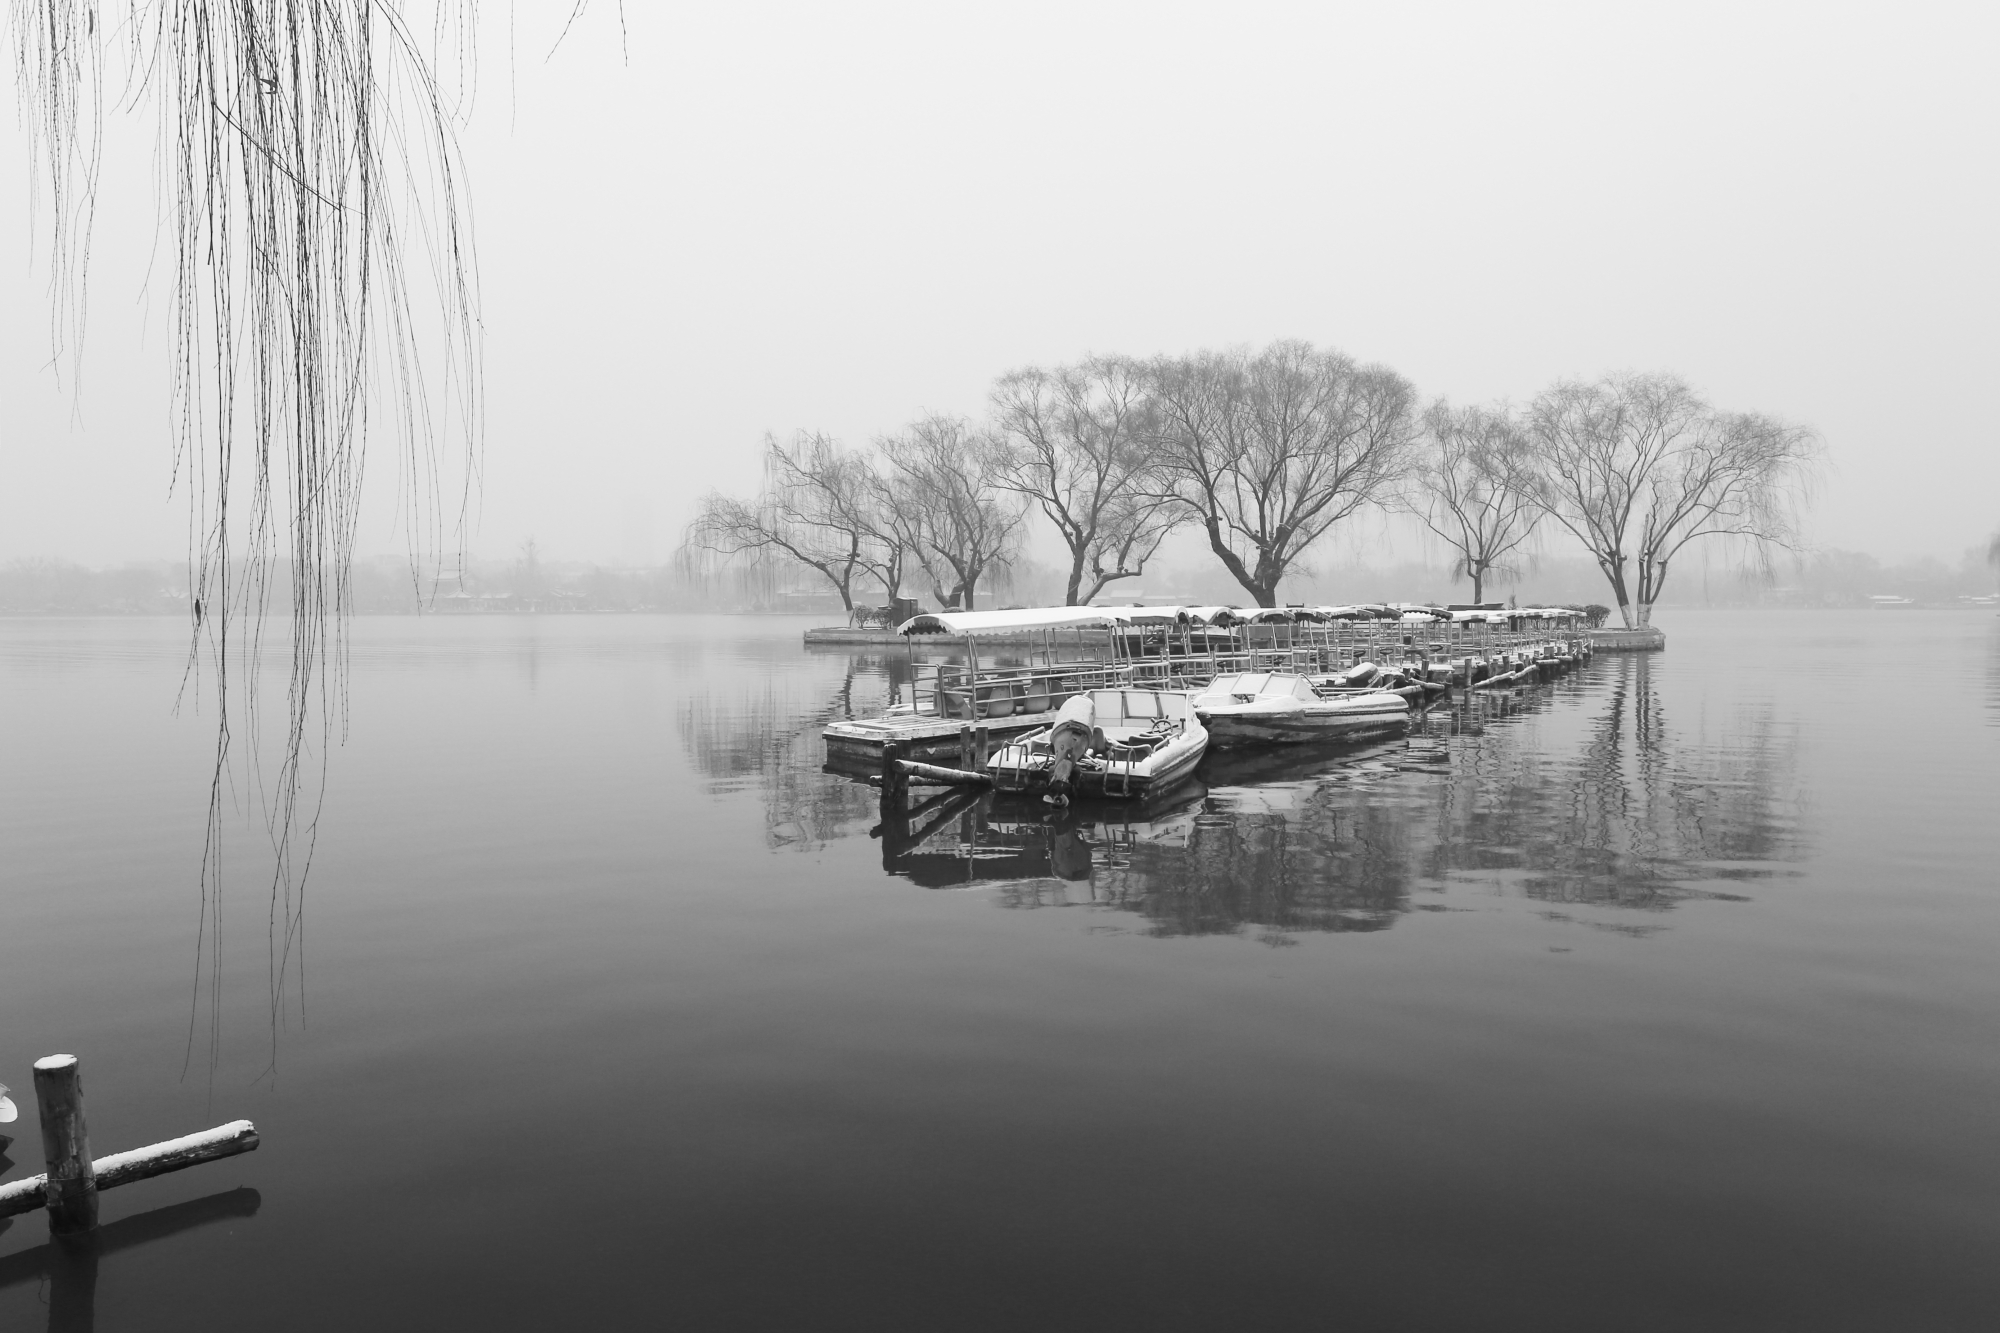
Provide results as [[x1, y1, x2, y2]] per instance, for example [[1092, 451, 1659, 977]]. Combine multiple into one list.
[[990, 356, 1184, 604], [876, 413, 1024, 612], [1147, 340, 1417, 607], [1409, 399, 1543, 604], [681, 432, 899, 611], [1527, 374, 1819, 628]]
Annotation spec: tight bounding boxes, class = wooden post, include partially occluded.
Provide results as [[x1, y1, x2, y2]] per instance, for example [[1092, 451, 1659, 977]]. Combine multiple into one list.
[[974, 725, 989, 771], [880, 742, 906, 806], [958, 725, 973, 772], [34, 1055, 96, 1235]]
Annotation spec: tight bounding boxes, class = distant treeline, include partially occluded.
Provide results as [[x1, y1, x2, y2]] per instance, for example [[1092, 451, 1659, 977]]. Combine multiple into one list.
[[4, 544, 1990, 616], [0, 553, 765, 616]]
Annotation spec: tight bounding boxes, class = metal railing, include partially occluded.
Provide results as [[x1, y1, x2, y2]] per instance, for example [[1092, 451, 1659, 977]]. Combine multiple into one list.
[[907, 621, 1592, 718]]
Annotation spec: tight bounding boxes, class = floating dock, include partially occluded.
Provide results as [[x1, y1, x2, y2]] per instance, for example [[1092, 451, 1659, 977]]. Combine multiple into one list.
[[824, 711, 1053, 776], [806, 626, 914, 647]]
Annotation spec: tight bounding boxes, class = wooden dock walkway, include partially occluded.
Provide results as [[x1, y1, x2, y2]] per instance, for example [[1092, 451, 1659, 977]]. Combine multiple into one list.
[[824, 624, 1596, 775]]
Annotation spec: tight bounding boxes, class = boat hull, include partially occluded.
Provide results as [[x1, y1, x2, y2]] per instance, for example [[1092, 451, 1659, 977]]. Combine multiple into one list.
[[1198, 707, 1409, 747]]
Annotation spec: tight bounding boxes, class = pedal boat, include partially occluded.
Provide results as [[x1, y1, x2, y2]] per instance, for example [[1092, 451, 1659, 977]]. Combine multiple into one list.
[[1191, 671, 1409, 747], [987, 688, 1208, 800]]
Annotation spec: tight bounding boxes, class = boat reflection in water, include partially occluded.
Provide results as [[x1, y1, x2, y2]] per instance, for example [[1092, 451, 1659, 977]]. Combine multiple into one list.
[[875, 736, 1445, 940], [872, 651, 1806, 941]]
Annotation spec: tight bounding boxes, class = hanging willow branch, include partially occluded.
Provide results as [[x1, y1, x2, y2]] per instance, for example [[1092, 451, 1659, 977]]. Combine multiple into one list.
[[13, 1, 482, 1071]]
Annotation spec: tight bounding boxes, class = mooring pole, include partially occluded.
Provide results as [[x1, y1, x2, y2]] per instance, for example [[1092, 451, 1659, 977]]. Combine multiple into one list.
[[33, 1056, 96, 1235], [881, 742, 906, 806], [974, 725, 989, 771], [958, 725, 973, 772]]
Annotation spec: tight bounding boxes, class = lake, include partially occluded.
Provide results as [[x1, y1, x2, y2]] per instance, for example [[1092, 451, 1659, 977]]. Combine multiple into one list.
[[3, 610, 1997, 1330]]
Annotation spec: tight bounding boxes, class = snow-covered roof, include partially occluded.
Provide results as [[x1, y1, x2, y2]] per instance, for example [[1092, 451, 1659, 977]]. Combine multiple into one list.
[[898, 606, 1126, 636], [1099, 604, 1188, 625]]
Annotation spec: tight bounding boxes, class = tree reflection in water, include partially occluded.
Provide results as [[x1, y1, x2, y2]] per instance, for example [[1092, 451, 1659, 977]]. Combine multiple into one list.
[[682, 647, 1807, 940], [1986, 622, 2000, 728], [1423, 652, 1804, 914], [676, 652, 914, 851]]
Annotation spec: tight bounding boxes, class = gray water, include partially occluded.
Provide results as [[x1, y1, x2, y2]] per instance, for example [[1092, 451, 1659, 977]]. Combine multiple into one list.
[[2, 611, 1997, 1330]]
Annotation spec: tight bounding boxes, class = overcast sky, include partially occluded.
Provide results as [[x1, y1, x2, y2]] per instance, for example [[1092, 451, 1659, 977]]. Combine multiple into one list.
[[3, 0, 1995, 571]]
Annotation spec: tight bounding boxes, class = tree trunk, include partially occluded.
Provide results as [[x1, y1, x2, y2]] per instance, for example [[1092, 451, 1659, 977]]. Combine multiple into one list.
[[1064, 540, 1088, 606], [1471, 568, 1485, 604], [1636, 555, 1669, 623], [818, 564, 855, 612], [1600, 558, 1634, 628]]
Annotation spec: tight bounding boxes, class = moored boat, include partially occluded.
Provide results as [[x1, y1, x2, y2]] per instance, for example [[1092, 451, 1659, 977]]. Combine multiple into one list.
[[987, 688, 1208, 800], [1191, 671, 1409, 747]]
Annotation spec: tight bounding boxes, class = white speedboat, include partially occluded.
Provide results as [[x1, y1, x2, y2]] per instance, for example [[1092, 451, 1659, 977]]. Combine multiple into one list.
[[988, 689, 1208, 800], [1192, 671, 1409, 747]]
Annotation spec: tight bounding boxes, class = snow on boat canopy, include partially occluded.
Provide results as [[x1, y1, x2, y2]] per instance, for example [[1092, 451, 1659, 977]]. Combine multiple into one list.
[[897, 606, 1130, 636], [896, 603, 1581, 637], [1448, 606, 1584, 624]]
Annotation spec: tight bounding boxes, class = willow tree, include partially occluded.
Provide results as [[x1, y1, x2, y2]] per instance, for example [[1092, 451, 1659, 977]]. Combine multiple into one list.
[[15, 3, 485, 1055], [1528, 374, 1818, 628], [876, 414, 1023, 612], [1149, 340, 1417, 607], [1411, 400, 1542, 604], [682, 432, 901, 611], [989, 356, 1183, 605]]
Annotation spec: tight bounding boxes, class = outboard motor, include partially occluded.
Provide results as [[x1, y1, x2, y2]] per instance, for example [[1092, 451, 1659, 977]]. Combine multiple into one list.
[[1043, 695, 1096, 803]]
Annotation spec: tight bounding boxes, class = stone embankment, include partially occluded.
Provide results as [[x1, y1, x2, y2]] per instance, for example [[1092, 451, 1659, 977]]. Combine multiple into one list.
[[1588, 627, 1667, 651]]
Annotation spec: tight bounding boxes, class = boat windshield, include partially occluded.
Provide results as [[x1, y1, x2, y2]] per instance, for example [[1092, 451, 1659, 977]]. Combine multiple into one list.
[[1203, 673, 1311, 701], [1090, 689, 1191, 725]]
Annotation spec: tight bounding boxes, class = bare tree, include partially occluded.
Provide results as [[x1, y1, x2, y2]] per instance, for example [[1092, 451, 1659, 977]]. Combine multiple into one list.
[[1411, 400, 1543, 604], [1148, 340, 1418, 607], [877, 414, 1024, 611], [990, 357, 1184, 604], [682, 433, 898, 611], [1528, 374, 1819, 628]]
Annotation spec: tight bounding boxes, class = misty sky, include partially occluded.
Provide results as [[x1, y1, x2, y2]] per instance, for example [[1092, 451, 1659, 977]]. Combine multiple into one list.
[[4, 1, 1996, 573]]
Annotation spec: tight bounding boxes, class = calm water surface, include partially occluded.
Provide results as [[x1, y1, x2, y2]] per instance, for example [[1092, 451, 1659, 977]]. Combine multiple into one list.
[[2, 611, 1997, 1330]]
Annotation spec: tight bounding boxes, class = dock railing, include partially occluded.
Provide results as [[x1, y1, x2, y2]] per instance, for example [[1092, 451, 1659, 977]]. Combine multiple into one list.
[[904, 618, 1591, 719], [916, 660, 1137, 722]]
